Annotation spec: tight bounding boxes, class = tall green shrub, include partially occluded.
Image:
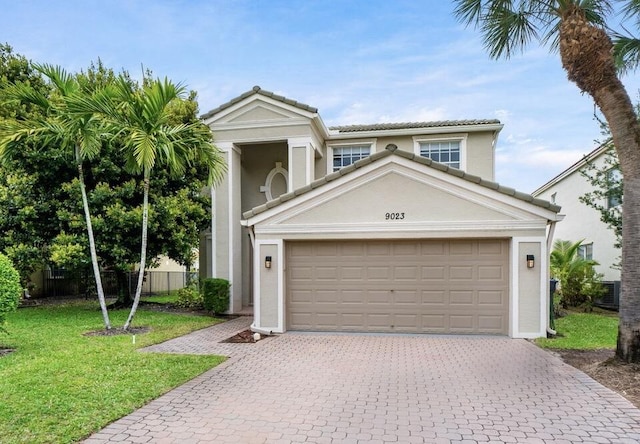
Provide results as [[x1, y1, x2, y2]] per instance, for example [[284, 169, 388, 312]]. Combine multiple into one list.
[[550, 239, 606, 309], [201, 278, 230, 314], [0, 253, 21, 333]]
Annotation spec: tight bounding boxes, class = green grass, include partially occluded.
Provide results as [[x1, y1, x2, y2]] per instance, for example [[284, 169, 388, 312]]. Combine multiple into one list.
[[141, 293, 180, 304], [0, 301, 225, 443], [536, 309, 619, 349]]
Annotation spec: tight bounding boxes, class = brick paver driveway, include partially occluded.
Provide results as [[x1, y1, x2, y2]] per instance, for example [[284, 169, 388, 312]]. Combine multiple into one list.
[[84, 317, 640, 443]]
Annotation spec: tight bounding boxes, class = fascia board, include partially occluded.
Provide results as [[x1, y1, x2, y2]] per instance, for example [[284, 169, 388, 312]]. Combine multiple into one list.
[[326, 123, 504, 140]]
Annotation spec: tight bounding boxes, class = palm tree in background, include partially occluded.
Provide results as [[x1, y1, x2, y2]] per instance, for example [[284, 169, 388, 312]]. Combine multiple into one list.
[[0, 64, 113, 329], [454, 0, 640, 362]]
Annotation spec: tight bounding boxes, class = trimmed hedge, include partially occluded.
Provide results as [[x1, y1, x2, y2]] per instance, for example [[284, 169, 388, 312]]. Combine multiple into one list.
[[0, 253, 21, 333], [201, 278, 230, 314]]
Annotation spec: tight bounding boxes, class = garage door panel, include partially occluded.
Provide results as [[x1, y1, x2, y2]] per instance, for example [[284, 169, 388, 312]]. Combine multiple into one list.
[[290, 266, 313, 280], [450, 315, 475, 331], [286, 240, 509, 334], [342, 313, 366, 329], [367, 243, 392, 256], [342, 267, 364, 280], [393, 242, 419, 255], [289, 289, 313, 303], [422, 266, 446, 280], [478, 265, 505, 280], [367, 313, 393, 328], [478, 240, 505, 255], [450, 266, 474, 280], [394, 314, 419, 330], [315, 313, 339, 328], [367, 266, 391, 280], [340, 243, 365, 256], [422, 290, 446, 305], [478, 290, 505, 305], [317, 267, 339, 280], [315, 290, 339, 304], [395, 266, 419, 280], [395, 290, 420, 305], [450, 242, 474, 255], [422, 314, 447, 330], [450, 290, 474, 305], [368, 290, 392, 304], [421, 242, 446, 255], [342, 290, 366, 304]]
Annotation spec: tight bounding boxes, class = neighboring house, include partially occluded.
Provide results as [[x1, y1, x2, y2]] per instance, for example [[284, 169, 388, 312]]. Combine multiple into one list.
[[199, 86, 561, 338], [532, 143, 621, 309], [532, 144, 621, 283]]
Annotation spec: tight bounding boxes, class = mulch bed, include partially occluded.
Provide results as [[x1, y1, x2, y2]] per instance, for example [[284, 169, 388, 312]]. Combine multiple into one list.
[[551, 348, 640, 408], [83, 326, 151, 337], [221, 329, 270, 343]]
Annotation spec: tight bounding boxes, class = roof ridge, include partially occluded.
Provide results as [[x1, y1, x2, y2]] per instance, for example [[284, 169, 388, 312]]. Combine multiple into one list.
[[329, 119, 501, 133], [201, 86, 318, 120]]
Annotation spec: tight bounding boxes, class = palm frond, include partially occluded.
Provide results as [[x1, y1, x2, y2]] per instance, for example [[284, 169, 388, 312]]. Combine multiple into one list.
[[612, 32, 640, 74], [482, 3, 540, 58], [620, 0, 640, 26], [34, 63, 77, 97], [1, 81, 51, 112], [453, 0, 484, 26]]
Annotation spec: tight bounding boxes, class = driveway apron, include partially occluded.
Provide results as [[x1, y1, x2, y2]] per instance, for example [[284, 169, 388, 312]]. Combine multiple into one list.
[[84, 318, 640, 443]]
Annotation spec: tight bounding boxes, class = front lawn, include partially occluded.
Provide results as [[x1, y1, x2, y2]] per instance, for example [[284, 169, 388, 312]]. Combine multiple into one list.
[[536, 309, 619, 349], [0, 301, 225, 443]]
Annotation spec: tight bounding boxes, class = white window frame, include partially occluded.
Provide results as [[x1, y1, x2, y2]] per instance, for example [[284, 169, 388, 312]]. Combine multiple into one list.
[[413, 134, 467, 171], [606, 167, 622, 209], [577, 243, 593, 261], [327, 140, 375, 173]]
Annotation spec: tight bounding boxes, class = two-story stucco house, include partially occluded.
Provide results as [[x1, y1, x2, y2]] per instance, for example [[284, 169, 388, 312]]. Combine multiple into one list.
[[533, 143, 621, 306], [199, 86, 561, 338]]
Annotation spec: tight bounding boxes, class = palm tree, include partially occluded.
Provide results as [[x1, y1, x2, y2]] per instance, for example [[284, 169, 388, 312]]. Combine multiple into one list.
[[0, 64, 112, 329], [91, 75, 225, 330], [454, 0, 640, 362], [550, 239, 601, 307]]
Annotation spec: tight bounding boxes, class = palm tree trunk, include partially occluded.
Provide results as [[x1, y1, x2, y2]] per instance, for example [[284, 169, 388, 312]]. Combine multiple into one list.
[[77, 151, 111, 330], [123, 176, 149, 330], [559, 6, 640, 362]]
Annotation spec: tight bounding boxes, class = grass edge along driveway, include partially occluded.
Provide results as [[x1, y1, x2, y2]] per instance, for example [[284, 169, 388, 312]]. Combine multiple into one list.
[[0, 301, 225, 444]]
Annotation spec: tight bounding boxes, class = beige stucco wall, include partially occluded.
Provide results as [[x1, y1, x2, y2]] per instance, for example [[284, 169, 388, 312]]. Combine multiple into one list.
[[282, 171, 516, 226], [240, 143, 289, 212], [316, 131, 496, 180], [518, 241, 542, 334], [290, 145, 309, 190], [258, 243, 279, 330], [534, 155, 620, 281], [466, 132, 495, 180], [212, 151, 231, 280]]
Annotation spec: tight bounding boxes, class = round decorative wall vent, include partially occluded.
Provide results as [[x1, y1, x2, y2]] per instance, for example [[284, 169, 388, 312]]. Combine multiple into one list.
[[260, 162, 288, 201]]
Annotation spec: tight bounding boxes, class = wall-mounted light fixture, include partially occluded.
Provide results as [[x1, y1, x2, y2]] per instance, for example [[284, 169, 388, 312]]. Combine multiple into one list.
[[265, 256, 272, 269], [526, 254, 535, 269]]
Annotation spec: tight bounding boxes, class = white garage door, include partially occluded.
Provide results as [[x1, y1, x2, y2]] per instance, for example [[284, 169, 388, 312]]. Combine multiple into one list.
[[286, 239, 509, 334]]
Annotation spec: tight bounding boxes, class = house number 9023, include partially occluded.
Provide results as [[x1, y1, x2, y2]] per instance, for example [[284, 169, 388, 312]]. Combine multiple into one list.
[[385, 212, 405, 220]]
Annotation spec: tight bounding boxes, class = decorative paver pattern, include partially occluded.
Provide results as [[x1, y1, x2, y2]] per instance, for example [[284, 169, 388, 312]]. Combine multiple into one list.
[[84, 321, 640, 443]]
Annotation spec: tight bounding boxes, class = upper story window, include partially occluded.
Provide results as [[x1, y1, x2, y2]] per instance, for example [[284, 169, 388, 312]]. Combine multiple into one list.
[[606, 167, 622, 209], [577, 243, 593, 261], [332, 145, 371, 171], [419, 140, 461, 169]]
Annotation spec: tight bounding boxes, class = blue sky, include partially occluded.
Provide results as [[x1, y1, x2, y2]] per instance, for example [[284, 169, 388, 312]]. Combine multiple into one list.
[[2, 0, 639, 193]]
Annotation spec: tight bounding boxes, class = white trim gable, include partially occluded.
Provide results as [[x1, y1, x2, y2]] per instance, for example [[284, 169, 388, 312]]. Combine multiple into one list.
[[243, 154, 559, 234], [204, 95, 317, 127]]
